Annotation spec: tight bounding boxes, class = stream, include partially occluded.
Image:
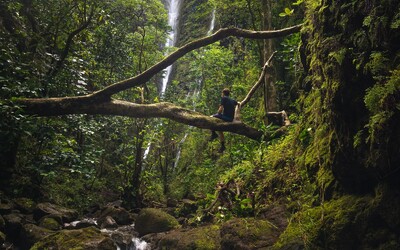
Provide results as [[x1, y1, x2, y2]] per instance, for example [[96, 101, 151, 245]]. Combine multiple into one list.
[[100, 223, 149, 250]]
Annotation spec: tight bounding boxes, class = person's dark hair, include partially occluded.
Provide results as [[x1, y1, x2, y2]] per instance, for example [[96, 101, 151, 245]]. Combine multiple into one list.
[[222, 88, 230, 96]]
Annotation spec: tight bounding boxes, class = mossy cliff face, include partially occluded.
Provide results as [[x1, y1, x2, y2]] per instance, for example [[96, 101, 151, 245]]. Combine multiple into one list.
[[274, 0, 400, 248], [299, 0, 400, 192], [177, 0, 213, 47]]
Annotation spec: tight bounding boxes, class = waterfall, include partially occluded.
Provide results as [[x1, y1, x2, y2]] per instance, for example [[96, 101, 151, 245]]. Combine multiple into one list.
[[143, 141, 151, 160], [161, 0, 182, 96], [173, 133, 188, 169], [173, 10, 216, 169], [207, 9, 216, 35], [145, 0, 182, 160]]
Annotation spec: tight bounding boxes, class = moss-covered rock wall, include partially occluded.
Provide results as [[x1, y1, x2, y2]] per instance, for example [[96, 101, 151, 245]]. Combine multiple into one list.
[[274, 0, 400, 248], [300, 0, 400, 193]]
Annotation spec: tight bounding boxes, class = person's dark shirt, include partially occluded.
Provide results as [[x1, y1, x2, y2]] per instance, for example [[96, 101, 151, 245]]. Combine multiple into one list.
[[221, 96, 238, 121]]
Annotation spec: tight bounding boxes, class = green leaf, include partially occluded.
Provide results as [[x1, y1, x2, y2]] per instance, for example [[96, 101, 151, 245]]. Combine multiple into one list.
[[292, 0, 304, 6], [285, 8, 294, 15]]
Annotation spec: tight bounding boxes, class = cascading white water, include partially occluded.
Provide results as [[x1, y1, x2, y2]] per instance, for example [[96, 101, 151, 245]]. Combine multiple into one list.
[[161, 0, 183, 96], [208, 9, 216, 35], [173, 133, 188, 169], [143, 141, 151, 160], [173, 10, 217, 169], [145, 0, 183, 159]]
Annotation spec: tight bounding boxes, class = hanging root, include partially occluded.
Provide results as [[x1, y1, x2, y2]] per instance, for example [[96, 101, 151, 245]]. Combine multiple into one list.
[[233, 103, 242, 122]]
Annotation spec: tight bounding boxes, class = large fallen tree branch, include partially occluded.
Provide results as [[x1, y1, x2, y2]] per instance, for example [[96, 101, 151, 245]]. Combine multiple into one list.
[[18, 98, 264, 140], [17, 24, 302, 140]]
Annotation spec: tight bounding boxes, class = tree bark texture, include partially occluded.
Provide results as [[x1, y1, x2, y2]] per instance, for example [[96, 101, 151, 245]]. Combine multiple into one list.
[[19, 97, 264, 140], [262, 0, 278, 114]]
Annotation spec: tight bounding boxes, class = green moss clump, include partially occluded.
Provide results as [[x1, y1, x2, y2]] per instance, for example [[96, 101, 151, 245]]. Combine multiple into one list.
[[39, 217, 62, 231], [135, 208, 180, 236], [31, 226, 115, 250], [156, 224, 221, 250]]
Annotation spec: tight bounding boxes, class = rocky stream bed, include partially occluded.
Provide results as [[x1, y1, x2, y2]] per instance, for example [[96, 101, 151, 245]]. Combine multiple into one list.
[[0, 194, 289, 249]]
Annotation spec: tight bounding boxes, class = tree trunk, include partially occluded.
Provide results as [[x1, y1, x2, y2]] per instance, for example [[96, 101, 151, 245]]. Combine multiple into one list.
[[262, 0, 278, 117]]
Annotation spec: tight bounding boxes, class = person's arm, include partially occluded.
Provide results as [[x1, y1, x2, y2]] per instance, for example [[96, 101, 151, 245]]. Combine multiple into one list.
[[218, 105, 224, 114], [218, 97, 226, 114]]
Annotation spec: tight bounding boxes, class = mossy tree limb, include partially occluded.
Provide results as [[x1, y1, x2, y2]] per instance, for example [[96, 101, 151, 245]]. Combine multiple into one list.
[[18, 98, 264, 140], [16, 24, 302, 140]]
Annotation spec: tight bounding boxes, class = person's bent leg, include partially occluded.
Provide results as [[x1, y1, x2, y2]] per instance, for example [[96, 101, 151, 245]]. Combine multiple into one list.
[[210, 130, 218, 141], [210, 113, 223, 141], [217, 131, 225, 153]]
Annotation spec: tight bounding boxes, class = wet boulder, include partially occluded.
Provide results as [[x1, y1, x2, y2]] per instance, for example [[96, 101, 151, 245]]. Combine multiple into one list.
[[75, 218, 98, 229], [135, 208, 180, 236], [63, 218, 97, 230], [33, 202, 78, 223], [31, 226, 115, 250], [105, 224, 141, 249], [97, 206, 133, 226], [99, 216, 118, 229], [18, 223, 54, 249]]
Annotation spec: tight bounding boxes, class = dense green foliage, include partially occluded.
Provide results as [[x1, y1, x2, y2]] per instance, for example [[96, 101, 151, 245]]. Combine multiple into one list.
[[0, 0, 305, 210], [0, 0, 169, 207], [1, 0, 399, 248]]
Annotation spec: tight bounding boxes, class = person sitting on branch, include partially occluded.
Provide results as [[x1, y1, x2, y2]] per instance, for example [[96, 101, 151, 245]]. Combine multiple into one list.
[[210, 88, 239, 153]]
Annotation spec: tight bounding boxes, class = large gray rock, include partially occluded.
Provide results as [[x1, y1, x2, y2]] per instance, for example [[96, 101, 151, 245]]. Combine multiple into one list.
[[135, 208, 179, 236], [33, 202, 78, 223], [97, 206, 133, 226]]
